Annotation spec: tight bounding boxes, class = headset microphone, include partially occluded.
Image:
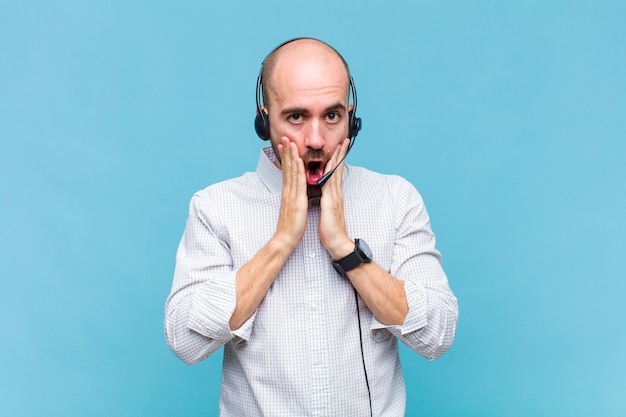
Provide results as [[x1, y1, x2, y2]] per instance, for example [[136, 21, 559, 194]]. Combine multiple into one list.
[[316, 134, 356, 187]]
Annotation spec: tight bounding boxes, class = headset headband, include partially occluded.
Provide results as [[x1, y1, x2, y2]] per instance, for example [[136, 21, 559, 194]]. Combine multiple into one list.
[[254, 38, 361, 141]]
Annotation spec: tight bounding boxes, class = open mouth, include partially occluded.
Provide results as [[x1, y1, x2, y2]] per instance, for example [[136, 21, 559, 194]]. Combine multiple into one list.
[[306, 160, 325, 185]]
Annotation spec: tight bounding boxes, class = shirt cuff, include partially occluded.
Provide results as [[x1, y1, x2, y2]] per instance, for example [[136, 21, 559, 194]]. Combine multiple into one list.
[[231, 310, 257, 346], [371, 279, 428, 337], [187, 272, 238, 343]]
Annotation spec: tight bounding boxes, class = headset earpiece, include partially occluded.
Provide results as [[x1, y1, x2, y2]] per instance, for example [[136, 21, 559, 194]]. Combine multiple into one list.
[[255, 109, 270, 141], [348, 109, 362, 139]]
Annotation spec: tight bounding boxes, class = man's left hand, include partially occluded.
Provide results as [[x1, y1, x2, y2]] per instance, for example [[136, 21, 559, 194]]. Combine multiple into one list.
[[318, 138, 354, 260]]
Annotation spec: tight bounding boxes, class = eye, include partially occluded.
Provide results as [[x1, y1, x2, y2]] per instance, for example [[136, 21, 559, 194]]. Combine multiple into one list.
[[326, 112, 340, 123], [288, 114, 304, 124]]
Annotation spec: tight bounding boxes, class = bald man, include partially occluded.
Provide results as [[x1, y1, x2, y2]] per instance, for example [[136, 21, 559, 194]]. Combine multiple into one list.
[[165, 38, 458, 417]]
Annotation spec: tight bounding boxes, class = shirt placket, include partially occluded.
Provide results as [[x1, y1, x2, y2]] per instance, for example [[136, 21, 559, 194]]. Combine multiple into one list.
[[303, 204, 330, 417]]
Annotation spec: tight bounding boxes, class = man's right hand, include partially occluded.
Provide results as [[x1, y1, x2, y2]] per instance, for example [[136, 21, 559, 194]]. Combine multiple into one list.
[[274, 137, 308, 251], [229, 138, 307, 330]]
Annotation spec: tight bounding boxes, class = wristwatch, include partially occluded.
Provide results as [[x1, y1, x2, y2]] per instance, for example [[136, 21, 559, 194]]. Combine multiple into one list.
[[332, 239, 373, 276]]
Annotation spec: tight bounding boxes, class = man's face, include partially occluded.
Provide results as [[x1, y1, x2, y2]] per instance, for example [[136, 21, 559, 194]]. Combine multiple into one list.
[[266, 53, 350, 188]]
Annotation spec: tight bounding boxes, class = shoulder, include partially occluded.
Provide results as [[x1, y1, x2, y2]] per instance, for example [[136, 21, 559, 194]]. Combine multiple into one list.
[[194, 171, 260, 200], [346, 165, 422, 200], [185, 171, 265, 217]]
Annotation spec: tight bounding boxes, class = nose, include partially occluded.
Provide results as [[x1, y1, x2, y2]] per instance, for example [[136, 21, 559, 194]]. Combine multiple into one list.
[[304, 119, 324, 150]]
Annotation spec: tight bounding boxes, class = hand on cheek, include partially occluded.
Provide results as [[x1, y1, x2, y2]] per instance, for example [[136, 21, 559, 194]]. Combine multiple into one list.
[[275, 137, 308, 250], [319, 138, 353, 259]]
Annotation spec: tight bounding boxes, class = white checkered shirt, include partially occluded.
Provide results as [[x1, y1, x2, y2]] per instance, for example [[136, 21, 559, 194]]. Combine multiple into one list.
[[165, 147, 458, 416]]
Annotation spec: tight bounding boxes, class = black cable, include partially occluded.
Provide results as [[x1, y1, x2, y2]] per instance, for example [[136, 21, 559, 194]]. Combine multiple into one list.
[[355, 288, 373, 417]]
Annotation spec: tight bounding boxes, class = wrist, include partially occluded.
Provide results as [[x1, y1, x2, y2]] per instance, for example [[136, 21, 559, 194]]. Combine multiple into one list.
[[270, 230, 302, 255], [331, 238, 373, 276], [326, 237, 355, 261]]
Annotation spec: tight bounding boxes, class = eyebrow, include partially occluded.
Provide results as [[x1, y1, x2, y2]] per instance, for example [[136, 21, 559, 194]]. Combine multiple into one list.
[[324, 103, 347, 113], [279, 102, 347, 117]]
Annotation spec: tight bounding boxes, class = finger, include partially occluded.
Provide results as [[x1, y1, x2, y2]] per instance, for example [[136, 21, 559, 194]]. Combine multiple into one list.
[[284, 142, 299, 176], [280, 137, 295, 178], [277, 138, 288, 170], [326, 138, 350, 173], [338, 137, 350, 160], [296, 146, 306, 194], [290, 142, 306, 195], [279, 139, 296, 198], [323, 139, 350, 189], [283, 139, 305, 197]]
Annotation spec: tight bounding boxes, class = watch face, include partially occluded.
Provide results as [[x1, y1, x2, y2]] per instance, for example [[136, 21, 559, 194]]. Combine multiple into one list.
[[356, 239, 373, 261]]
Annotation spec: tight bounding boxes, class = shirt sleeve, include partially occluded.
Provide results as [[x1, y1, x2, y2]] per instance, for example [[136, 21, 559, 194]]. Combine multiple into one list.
[[164, 192, 254, 365], [371, 178, 458, 360]]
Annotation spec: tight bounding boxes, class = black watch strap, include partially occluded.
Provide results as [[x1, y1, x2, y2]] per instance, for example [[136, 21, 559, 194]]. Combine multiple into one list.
[[332, 239, 373, 276]]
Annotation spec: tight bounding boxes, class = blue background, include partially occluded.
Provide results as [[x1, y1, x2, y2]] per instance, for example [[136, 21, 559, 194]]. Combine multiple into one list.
[[1, 1, 625, 416]]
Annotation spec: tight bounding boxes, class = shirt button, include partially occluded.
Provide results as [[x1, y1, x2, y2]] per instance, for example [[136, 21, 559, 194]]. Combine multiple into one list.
[[308, 251, 315, 258]]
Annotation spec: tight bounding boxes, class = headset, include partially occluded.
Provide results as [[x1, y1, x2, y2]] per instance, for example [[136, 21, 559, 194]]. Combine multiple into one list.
[[254, 38, 362, 186]]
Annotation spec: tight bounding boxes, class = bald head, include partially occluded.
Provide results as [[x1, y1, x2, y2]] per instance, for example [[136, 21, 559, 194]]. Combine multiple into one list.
[[261, 39, 351, 109]]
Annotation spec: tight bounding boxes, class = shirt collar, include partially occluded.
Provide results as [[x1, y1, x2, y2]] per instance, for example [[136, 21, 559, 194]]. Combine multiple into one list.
[[256, 146, 283, 194]]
